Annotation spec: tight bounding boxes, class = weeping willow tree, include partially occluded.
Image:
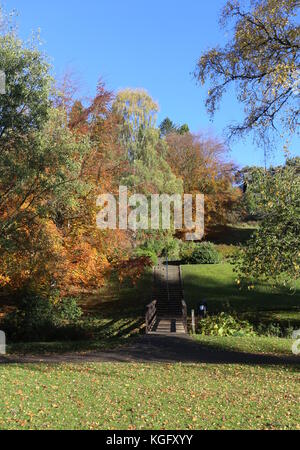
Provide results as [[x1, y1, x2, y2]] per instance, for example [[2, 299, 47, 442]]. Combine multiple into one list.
[[112, 88, 182, 195], [113, 88, 159, 147], [112, 89, 182, 253]]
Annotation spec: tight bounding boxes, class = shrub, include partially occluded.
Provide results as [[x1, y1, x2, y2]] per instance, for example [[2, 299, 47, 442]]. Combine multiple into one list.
[[1, 290, 84, 342], [196, 312, 294, 338], [135, 236, 182, 262], [56, 297, 83, 323], [179, 241, 196, 262], [216, 244, 238, 261], [134, 248, 158, 265], [181, 242, 222, 264], [196, 312, 256, 337], [256, 322, 294, 338]]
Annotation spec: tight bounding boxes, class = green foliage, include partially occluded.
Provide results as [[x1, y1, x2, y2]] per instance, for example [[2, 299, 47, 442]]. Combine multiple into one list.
[[159, 117, 177, 137], [2, 290, 84, 342], [159, 117, 190, 137], [216, 244, 238, 260], [179, 241, 196, 261], [121, 127, 183, 195], [256, 322, 294, 338], [0, 28, 51, 138], [113, 92, 182, 196], [181, 242, 222, 264], [135, 234, 182, 262], [133, 247, 158, 265], [196, 312, 293, 338], [55, 297, 83, 322], [0, 23, 92, 253], [178, 124, 190, 135], [234, 159, 300, 286], [237, 166, 266, 218], [197, 312, 256, 337], [113, 88, 159, 144], [160, 235, 181, 260]]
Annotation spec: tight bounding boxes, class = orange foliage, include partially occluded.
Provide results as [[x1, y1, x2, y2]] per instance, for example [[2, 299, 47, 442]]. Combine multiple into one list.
[[116, 256, 152, 285], [166, 132, 241, 230], [0, 80, 138, 296]]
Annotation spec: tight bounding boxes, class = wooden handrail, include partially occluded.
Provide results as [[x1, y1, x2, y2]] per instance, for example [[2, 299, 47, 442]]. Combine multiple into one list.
[[182, 300, 188, 333], [145, 300, 157, 334], [179, 266, 188, 333], [179, 265, 185, 300]]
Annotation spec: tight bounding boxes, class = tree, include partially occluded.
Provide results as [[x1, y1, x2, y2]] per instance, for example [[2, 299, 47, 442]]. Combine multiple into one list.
[[122, 127, 183, 195], [236, 165, 266, 218], [113, 90, 182, 195], [112, 88, 159, 148], [235, 158, 300, 287], [0, 19, 132, 292], [178, 124, 190, 135], [159, 117, 189, 137], [165, 132, 240, 228], [159, 117, 177, 137], [0, 107, 93, 290], [112, 90, 183, 253], [195, 0, 300, 145], [0, 26, 51, 139]]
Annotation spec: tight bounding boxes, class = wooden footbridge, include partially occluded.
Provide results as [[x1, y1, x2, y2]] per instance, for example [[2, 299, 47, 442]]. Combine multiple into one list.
[[145, 260, 187, 335]]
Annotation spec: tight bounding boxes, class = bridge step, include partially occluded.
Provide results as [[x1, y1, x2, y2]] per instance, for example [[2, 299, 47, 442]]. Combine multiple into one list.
[[149, 318, 186, 335]]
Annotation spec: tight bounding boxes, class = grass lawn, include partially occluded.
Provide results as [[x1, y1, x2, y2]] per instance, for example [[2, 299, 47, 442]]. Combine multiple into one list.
[[0, 358, 299, 430], [193, 335, 295, 356], [182, 263, 300, 330], [1, 261, 300, 431]]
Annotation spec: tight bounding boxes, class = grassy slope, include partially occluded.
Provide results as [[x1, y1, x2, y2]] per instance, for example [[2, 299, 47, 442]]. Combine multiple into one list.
[[182, 263, 300, 328], [206, 222, 258, 245], [0, 361, 298, 430]]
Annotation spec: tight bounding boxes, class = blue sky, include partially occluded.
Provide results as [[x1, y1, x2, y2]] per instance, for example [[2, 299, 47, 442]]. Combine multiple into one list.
[[5, 0, 299, 168]]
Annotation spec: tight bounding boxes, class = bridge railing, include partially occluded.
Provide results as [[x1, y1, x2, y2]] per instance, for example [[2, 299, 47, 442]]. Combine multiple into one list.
[[179, 265, 185, 300], [179, 266, 188, 333], [182, 300, 188, 333], [145, 300, 157, 333]]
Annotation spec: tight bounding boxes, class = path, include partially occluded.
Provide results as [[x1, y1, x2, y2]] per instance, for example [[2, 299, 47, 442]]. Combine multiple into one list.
[[0, 335, 298, 366]]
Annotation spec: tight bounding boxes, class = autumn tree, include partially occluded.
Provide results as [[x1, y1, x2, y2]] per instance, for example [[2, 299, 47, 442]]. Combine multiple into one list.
[[195, 0, 300, 145], [52, 82, 133, 290], [165, 132, 240, 229], [0, 15, 132, 292], [0, 104, 94, 291]]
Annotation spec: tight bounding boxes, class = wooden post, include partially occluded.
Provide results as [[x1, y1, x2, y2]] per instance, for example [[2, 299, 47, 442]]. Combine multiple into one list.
[[191, 309, 195, 334]]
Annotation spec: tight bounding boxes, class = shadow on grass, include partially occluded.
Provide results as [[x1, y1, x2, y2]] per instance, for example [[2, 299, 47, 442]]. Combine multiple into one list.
[[1, 335, 299, 368], [183, 269, 300, 318], [206, 224, 257, 245], [1, 270, 152, 354]]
